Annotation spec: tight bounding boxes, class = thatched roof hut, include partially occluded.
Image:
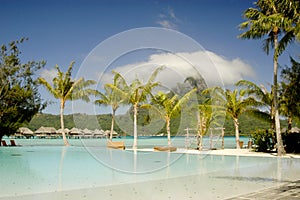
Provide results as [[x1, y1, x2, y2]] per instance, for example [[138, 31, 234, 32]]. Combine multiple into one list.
[[18, 127, 34, 138], [56, 128, 70, 134], [35, 126, 56, 134], [69, 127, 82, 135], [35, 126, 57, 138], [104, 130, 118, 137]]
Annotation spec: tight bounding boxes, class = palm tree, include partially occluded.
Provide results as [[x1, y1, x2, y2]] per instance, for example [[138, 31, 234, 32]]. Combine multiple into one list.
[[149, 89, 196, 146], [196, 99, 226, 150], [128, 67, 163, 149], [106, 67, 164, 149], [38, 62, 96, 146], [238, 0, 297, 155], [211, 87, 261, 149], [280, 57, 300, 131], [95, 71, 127, 141], [196, 103, 212, 150], [236, 80, 273, 126]]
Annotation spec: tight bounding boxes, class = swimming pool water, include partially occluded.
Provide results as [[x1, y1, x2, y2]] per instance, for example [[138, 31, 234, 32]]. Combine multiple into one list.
[[1, 138, 300, 199]]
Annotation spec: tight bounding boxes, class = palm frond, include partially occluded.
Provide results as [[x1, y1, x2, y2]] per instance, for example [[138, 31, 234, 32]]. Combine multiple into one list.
[[277, 30, 295, 56], [245, 109, 271, 123], [38, 77, 58, 98]]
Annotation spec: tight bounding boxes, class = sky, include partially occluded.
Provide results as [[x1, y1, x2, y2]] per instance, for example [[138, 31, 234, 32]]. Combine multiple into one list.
[[1, 0, 299, 115]]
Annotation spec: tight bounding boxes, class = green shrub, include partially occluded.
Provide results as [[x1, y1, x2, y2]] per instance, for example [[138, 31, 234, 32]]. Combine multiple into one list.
[[251, 129, 274, 152]]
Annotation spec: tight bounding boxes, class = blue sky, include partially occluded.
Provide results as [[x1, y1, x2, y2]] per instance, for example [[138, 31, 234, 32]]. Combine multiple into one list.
[[1, 0, 299, 115]]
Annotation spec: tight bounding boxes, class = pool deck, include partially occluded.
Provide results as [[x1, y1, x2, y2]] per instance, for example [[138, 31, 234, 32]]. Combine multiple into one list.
[[128, 147, 300, 159], [228, 179, 300, 200]]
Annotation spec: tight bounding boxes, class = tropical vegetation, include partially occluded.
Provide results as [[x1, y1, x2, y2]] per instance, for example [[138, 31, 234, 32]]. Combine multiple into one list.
[[1, 1, 300, 155], [38, 62, 97, 146], [280, 57, 300, 130], [149, 89, 196, 146], [0, 39, 45, 145], [206, 86, 262, 149], [105, 67, 163, 149], [238, 0, 300, 156], [95, 71, 127, 141]]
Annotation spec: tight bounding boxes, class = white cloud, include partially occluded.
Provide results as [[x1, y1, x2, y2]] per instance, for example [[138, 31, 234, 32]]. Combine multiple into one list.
[[100, 50, 256, 89], [39, 68, 57, 83], [156, 7, 180, 30], [156, 20, 177, 29]]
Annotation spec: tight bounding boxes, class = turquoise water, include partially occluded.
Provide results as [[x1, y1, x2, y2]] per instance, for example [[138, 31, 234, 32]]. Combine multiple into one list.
[[1, 137, 300, 199]]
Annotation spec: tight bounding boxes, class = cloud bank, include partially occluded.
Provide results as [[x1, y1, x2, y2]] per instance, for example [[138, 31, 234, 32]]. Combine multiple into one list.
[[99, 50, 255, 89]]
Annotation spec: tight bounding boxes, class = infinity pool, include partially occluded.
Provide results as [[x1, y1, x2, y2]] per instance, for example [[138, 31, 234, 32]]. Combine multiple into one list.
[[1, 138, 300, 200]]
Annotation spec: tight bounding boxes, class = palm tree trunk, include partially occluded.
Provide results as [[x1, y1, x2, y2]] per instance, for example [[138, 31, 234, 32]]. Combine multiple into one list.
[[270, 105, 276, 147], [288, 115, 292, 132], [234, 118, 240, 149], [110, 109, 115, 141], [60, 100, 70, 146], [166, 117, 171, 146], [132, 103, 138, 149], [196, 111, 202, 150], [273, 33, 285, 156]]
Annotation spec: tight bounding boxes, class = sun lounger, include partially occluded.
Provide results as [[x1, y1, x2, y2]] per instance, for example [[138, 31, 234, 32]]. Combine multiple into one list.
[[1, 140, 8, 146], [10, 140, 18, 146], [107, 141, 125, 150], [153, 146, 177, 152]]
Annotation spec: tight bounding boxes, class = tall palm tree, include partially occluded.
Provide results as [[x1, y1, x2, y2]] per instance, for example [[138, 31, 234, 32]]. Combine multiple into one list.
[[211, 87, 261, 149], [106, 67, 164, 149], [95, 71, 127, 141], [38, 62, 96, 146], [238, 0, 297, 155], [149, 89, 196, 146]]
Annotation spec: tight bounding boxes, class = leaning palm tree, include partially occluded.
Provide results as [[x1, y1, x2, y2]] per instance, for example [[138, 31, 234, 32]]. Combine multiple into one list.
[[149, 89, 196, 146], [210, 87, 261, 149], [238, 0, 297, 155], [38, 62, 96, 146], [95, 71, 127, 141]]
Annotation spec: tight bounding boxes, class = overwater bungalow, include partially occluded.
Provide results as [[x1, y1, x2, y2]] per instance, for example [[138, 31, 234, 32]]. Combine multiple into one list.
[[81, 128, 93, 138], [93, 129, 105, 138], [16, 127, 35, 139], [56, 128, 70, 139], [69, 127, 82, 139], [35, 126, 57, 139], [104, 130, 119, 138]]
